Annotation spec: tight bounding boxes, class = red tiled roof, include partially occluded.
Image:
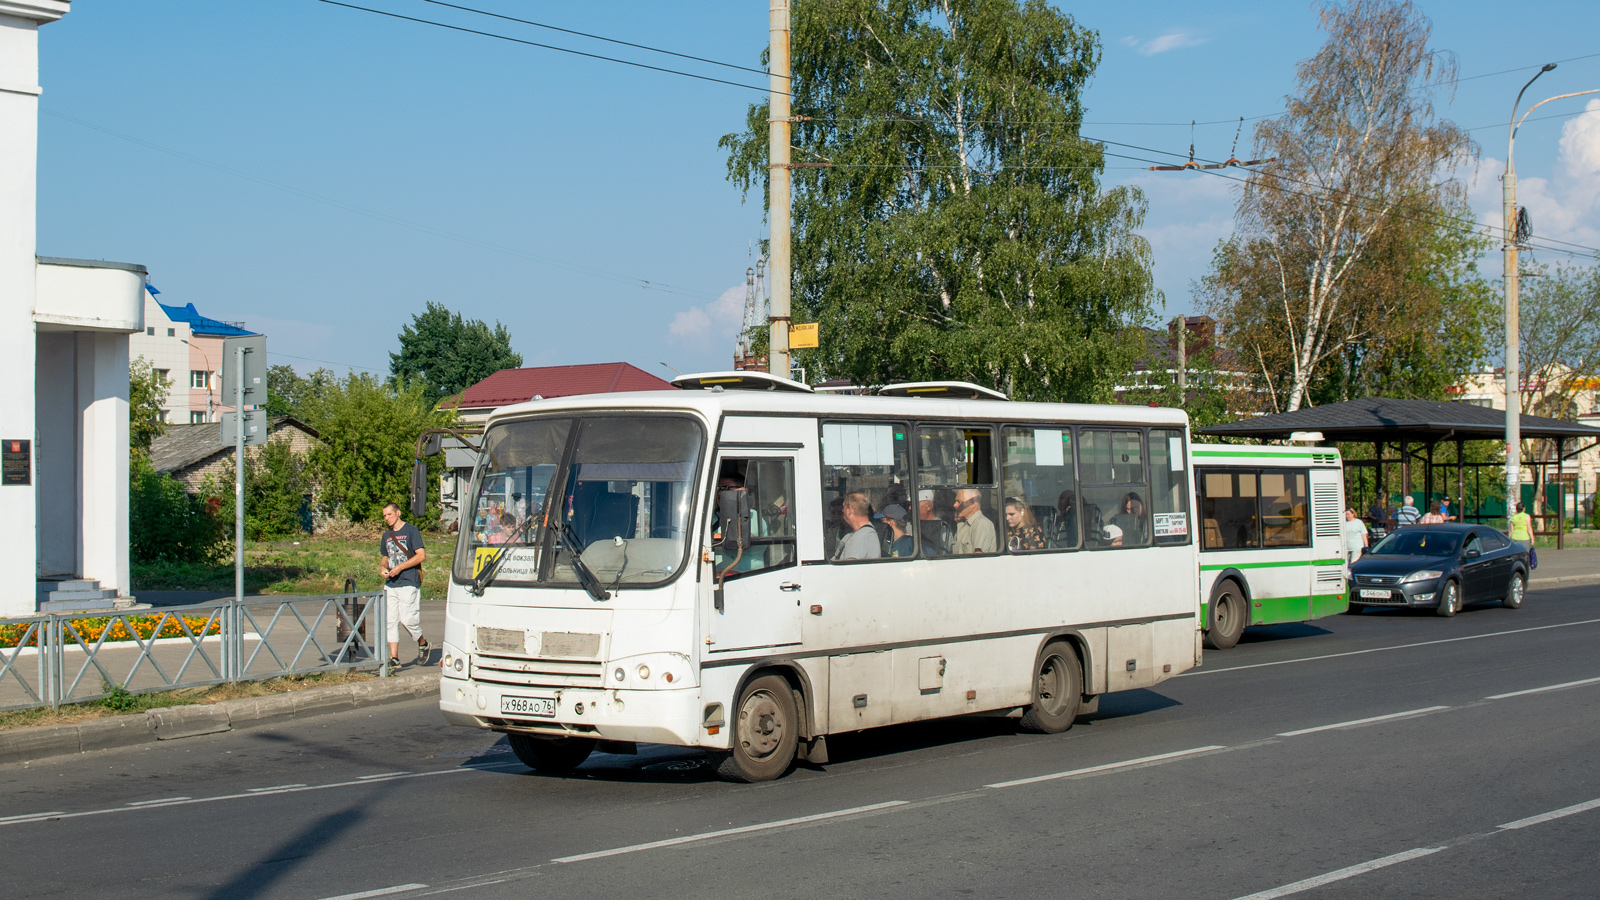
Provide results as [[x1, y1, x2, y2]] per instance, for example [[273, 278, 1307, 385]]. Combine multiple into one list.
[[448, 362, 676, 410]]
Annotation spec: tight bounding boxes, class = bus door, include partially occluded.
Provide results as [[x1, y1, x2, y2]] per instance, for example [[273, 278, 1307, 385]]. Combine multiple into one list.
[[706, 450, 804, 653]]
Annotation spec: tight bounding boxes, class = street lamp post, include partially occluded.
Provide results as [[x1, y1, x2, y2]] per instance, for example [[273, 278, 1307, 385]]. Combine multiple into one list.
[[1502, 64, 1598, 517]]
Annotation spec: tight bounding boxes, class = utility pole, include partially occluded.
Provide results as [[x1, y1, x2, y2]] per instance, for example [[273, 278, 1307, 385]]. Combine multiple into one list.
[[767, 0, 792, 379], [1503, 65, 1596, 516]]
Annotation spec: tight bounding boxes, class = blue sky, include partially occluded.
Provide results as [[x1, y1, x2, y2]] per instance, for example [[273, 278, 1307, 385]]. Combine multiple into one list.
[[35, 2, 1600, 380]]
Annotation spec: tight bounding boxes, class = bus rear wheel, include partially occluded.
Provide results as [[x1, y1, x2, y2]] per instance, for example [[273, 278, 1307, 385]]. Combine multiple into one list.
[[1019, 642, 1082, 734], [1205, 582, 1246, 650], [507, 734, 595, 773], [716, 674, 798, 783]]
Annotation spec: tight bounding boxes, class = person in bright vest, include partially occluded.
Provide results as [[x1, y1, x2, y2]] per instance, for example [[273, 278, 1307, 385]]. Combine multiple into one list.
[[1508, 501, 1537, 569]]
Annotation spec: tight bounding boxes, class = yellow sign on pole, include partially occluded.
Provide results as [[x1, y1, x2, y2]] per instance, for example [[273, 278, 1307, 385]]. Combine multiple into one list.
[[789, 322, 819, 349]]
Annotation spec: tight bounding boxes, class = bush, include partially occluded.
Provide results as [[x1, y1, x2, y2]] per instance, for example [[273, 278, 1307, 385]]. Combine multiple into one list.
[[205, 439, 313, 541], [130, 458, 226, 564]]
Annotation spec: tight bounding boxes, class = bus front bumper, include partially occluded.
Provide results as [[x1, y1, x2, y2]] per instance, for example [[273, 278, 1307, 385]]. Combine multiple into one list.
[[439, 677, 708, 747]]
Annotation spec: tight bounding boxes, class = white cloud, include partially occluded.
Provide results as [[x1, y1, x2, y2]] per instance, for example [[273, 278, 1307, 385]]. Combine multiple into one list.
[[1121, 29, 1208, 57], [668, 283, 748, 342], [1468, 99, 1600, 267]]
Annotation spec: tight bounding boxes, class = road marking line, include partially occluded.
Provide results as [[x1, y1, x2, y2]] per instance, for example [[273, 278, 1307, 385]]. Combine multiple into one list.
[[0, 811, 61, 823], [358, 772, 411, 779], [1229, 847, 1444, 900], [0, 767, 488, 828], [314, 885, 428, 900], [1181, 617, 1600, 678], [552, 801, 909, 863], [1487, 676, 1600, 700], [1498, 797, 1600, 831], [984, 746, 1227, 789], [1277, 706, 1449, 737], [248, 784, 307, 792], [419, 881, 508, 895], [126, 797, 191, 805]]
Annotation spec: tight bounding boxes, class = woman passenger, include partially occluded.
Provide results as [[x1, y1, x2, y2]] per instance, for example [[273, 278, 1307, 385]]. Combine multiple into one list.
[[1004, 498, 1046, 551]]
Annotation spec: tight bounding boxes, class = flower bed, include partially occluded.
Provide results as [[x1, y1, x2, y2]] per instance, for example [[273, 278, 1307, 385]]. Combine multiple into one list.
[[0, 614, 222, 650]]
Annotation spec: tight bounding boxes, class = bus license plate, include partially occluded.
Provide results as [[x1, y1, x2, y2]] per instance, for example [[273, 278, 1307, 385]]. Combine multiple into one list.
[[1359, 589, 1392, 599], [500, 695, 556, 717]]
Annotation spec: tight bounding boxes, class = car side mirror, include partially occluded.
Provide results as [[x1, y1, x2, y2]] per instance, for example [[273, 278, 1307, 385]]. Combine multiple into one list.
[[1464, 547, 1480, 559]]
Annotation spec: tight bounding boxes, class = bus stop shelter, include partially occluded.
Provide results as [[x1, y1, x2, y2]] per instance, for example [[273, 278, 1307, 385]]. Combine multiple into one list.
[[1196, 398, 1600, 545]]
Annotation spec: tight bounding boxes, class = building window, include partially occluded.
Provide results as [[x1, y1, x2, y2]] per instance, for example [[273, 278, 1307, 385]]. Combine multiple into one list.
[[190, 370, 211, 390], [156, 409, 168, 424], [154, 368, 169, 384], [167, 328, 175, 337], [146, 326, 154, 336], [190, 411, 208, 424]]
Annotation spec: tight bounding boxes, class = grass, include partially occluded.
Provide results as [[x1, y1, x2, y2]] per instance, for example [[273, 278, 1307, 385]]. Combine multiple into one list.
[[133, 530, 457, 599], [0, 669, 377, 731]]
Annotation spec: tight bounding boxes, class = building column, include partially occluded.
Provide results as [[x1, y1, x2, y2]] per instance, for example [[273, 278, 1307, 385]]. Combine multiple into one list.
[[79, 332, 130, 595]]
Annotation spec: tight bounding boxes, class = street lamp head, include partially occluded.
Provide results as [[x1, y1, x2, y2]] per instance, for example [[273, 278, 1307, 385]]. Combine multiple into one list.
[[1541, 63, 1557, 73]]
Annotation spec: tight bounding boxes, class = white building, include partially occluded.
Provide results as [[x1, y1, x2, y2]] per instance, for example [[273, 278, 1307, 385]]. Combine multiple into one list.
[[128, 290, 257, 425], [4, 0, 146, 615]]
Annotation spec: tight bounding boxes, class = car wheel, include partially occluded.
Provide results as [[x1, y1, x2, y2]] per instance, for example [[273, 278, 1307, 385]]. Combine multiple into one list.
[[1503, 571, 1525, 609], [507, 734, 595, 773], [1434, 579, 1460, 618], [1204, 581, 1246, 650], [715, 674, 799, 783], [1019, 642, 1082, 734]]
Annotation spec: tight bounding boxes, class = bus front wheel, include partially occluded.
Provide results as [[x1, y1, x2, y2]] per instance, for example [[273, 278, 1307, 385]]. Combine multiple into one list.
[[716, 674, 799, 783], [1019, 642, 1082, 734], [1205, 582, 1246, 650], [507, 734, 594, 773]]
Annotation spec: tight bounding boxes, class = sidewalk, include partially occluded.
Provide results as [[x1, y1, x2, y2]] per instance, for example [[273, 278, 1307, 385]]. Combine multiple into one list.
[[1526, 547, 1600, 589]]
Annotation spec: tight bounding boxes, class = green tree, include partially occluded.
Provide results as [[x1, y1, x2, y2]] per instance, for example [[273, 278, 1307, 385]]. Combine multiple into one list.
[[130, 457, 225, 563], [310, 373, 454, 523], [390, 302, 521, 408], [264, 364, 338, 425], [129, 356, 171, 460], [203, 439, 313, 541], [719, 0, 1156, 401], [1201, 0, 1476, 412]]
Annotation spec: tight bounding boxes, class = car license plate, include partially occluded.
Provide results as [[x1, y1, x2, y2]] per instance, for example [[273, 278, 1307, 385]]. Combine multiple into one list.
[[1359, 588, 1392, 599], [500, 695, 555, 717]]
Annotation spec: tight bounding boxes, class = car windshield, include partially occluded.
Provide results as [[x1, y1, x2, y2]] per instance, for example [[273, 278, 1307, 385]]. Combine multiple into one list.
[[453, 414, 703, 589], [1372, 529, 1461, 558]]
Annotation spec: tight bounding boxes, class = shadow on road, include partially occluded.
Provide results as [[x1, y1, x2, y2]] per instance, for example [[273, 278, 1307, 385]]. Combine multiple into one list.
[[1239, 623, 1333, 644], [201, 797, 376, 900]]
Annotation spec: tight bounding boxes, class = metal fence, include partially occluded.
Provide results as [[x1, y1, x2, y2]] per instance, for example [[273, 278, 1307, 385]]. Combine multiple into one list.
[[0, 592, 387, 712]]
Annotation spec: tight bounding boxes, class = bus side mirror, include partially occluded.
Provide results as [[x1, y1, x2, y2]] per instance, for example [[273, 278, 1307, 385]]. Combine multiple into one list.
[[421, 432, 444, 457], [718, 490, 752, 553], [409, 458, 428, 519]]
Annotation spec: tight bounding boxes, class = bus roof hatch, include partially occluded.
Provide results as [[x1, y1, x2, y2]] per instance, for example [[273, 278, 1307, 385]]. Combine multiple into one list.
[[671, 371, 816, 393], [876, 381, 1009, 401]]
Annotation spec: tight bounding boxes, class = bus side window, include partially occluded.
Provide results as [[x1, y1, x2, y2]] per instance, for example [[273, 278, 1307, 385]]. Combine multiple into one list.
[[1200, 469, 1261, 550], [715, 458, 797, 579], [1001, 425, 1076, 552], [1149, 429, 1191, 545], [1261, 470, 1309, 547], [1079, 430, 1149, 548], [917, 425, 998, 556], [819, 421, 913, 561]]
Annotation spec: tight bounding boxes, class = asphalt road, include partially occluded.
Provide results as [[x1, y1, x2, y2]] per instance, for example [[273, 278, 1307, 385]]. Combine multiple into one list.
[[5, 583, 1599, 900]]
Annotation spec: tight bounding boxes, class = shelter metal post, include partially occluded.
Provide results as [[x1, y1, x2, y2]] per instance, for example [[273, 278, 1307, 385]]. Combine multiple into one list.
[[1456, 438, 1465, 523], [1401, 440, 1410, 507]]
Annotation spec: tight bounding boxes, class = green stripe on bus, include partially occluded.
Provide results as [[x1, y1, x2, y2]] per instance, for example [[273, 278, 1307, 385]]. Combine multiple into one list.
[[1201, 558, 1346, 571]]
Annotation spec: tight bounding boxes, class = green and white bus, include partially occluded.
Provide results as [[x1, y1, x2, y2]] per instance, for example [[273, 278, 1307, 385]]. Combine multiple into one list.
[[1193, 443, 1348, 649]]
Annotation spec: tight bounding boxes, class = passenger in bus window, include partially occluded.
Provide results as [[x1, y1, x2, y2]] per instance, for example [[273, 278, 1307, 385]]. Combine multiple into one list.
[[1051, 489, 1079, 548], [822, 495, 845, 559], [875, 504, 915, 557], [1004, 498, 1046, 551], [831, 492, 882, 560], [917, 489, 951, 557], [485, 513, 517, 545], [1112, 492, 1147, 545], [952, 488, 997, 555]]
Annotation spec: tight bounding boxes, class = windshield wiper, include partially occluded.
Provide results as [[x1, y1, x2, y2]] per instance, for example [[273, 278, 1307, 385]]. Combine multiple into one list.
[[468, 516, 538, 595], [556, 522, 611, 602]]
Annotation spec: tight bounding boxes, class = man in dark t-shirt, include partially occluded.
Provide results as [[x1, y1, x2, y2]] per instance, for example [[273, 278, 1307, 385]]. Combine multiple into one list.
[[379, 502, 429, 669]]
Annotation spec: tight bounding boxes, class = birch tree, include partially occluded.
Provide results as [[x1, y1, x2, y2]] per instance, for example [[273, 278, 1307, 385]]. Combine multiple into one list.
[[1203, 0, 1475, 412], [720, 0, 1156, 401]]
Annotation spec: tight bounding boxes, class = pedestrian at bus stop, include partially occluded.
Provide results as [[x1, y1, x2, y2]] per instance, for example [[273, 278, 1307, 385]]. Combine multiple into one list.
[[1509, 501, 1537, 569], [380, 502, 430, 670], [1342, 508, 1369, 571], [1396, 495, 1420, 526], [1419, 501, 1447, 525]]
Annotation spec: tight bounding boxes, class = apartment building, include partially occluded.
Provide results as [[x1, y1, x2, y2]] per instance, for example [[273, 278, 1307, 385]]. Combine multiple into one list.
[[128, 289, 256, 424]]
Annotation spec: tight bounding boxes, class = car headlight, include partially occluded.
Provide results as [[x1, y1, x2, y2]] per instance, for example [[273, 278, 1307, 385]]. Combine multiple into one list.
[[1400, 569, 1444, 584]]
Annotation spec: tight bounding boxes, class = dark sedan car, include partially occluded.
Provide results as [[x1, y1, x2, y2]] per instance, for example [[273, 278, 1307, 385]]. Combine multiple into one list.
[[1348, 524, 1530, 616]]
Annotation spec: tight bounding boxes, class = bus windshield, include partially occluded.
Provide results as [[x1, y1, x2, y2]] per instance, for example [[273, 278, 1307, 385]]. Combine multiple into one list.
[[453, 415, 703, 590]]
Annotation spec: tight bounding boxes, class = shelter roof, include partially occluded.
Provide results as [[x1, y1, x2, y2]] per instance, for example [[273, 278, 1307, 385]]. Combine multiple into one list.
[[449, 362, 675, 410], [1197, 398, 1600, 443]]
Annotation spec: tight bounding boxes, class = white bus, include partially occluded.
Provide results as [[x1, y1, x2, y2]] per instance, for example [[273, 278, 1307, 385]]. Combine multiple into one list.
[[1192, 443, 1348, 649], [438, 373, 1202, 781]]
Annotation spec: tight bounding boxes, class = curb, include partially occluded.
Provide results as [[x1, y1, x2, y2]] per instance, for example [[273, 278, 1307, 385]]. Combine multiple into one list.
[[0, 672, 439, 767], [1530, 573, 1600, 589]]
